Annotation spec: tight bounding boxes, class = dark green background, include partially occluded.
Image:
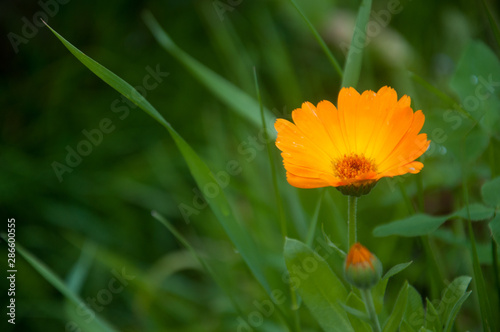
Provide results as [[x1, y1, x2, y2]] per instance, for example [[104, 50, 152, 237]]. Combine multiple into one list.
[[1, 0, 499, 331]]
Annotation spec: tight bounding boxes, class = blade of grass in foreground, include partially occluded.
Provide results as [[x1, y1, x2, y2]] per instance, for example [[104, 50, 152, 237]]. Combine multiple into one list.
[[254, 68, 287, 240], [142, 11, 276, 135], [397, 182, 443, 299], [461, 139, 495, 331], [151, 211, 246, 318], [43, 22, 284, 308], [288, 0, 343, 78], [254, 69, 300, 330], [65, 241, 97, 293], [341, 0, 372, 88], [462, 177, 495, 332], [1, 236, 116, 332]]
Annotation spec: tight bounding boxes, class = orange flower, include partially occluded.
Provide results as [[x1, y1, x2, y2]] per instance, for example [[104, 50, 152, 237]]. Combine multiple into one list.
[[275, 86, 430, 196]]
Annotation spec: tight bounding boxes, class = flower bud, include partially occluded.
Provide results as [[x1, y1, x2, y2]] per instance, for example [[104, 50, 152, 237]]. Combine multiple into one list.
[[344, 243, 382, 289]]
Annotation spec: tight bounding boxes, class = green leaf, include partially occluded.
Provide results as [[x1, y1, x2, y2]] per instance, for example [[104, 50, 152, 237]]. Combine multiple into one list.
[[382, 281, 409, 332], [44, 22, 281, 305], [438, 276, 472, 328], [284, 238, 354, 332], [142, 11, 276, 134], [373, 214, 449, 237], [375, 202, 495, 238], [344, 292, 372, 331], [371, 278, 388, 314], [443, 291, 472, 332], [403, 285, 425, 332], [383, 261, 413, 280], [408, 71, 471, 120], [424, 299, 443, 332], [453, 203, 495, 221], [449, 41, 500, 137], [400, 320, 417, 332], [490, 214, 500, 247], [10, 240, 116, 332], [482, 176, 500, 208], [341, 0, 372, 88]]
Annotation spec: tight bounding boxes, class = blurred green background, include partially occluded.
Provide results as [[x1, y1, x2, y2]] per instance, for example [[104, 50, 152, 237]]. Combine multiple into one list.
[[1, 0, 500, 331]]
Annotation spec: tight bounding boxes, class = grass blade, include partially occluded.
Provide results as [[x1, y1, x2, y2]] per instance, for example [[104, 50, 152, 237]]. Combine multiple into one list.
[[341, 0, 372, 88], [480, 0, 500, 49], [65, 241, 97, 293], [254, 68, 287, 239], [254, 69, 301, 330], [151, 211, 246, 317], [288, 0, 343, 78], [44, 22, 285, 307], [463, 174, 495, 331], [3, 237, 116, 332], [142, 11, 276, 134]]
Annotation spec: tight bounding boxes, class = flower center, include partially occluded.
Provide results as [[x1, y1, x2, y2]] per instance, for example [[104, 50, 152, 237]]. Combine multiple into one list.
[[333, 153, 377, 180]]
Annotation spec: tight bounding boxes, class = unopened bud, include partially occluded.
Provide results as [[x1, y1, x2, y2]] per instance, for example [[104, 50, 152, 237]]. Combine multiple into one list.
[[344, 243, 382, 289]]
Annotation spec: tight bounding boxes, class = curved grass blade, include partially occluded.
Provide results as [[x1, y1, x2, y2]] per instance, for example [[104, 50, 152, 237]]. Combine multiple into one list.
[[3, 237, 116, 332], [254, 68, 287, 239], [65, 241, 97, 293], [288, 0, 343, 78], [43, 22, 282, 307], [151, 211, 246, 319], [341, 0, 372, 88], [462, 179, 495, 332], [142, 11, 276, 135]]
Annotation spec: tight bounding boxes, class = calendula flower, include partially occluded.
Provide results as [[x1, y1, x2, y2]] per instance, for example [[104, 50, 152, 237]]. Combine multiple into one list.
[[344, 243, 382, 289], [275, 86, 430, 196]]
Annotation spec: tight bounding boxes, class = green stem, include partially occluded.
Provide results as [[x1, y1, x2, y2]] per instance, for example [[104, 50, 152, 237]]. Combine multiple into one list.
[[492, 240, 500, 311], [348, 196, 358, 248], [361, 288, 381, 332]]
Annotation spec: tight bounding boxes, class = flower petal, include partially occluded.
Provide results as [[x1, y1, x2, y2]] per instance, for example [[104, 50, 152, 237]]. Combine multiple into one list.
[[291, 102, 343, 158], [275, 118, 336, 187]]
